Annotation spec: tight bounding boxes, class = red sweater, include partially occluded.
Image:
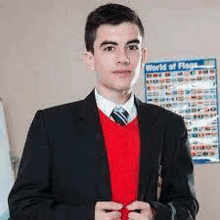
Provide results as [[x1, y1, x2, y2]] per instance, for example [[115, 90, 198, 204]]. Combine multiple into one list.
[[98, 109, 140, 220]]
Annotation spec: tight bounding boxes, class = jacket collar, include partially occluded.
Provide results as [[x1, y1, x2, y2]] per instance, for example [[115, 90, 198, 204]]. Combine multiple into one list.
[[79, 89, 158, 124]]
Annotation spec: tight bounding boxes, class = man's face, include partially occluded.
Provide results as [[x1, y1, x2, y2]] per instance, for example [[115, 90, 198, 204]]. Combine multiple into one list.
[[85, 22, 147, 94]]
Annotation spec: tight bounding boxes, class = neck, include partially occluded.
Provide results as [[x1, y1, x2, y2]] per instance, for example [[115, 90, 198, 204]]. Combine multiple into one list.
[[96, 86, 132, 105]]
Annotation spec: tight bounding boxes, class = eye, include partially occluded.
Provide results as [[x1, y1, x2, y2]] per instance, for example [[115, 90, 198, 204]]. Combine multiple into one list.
[[128, 45, 139, 51], [103, 46, 115, 52]]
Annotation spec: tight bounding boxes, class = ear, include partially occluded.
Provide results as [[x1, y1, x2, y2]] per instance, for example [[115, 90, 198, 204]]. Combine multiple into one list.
[[82, 51, 95, 71], [141, 47, 148, 64]]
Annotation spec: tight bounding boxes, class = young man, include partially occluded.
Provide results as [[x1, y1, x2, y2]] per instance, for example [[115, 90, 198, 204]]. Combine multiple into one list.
[[8, 3, 199, 220]]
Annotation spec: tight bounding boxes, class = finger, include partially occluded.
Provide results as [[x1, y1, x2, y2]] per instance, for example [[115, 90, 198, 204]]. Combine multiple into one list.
[[126, 201, 151, 211], [128, 211, 153, 220], [107, 211, 121, 220], [95, 201, 123, 211], [128, 211, 141, 219]]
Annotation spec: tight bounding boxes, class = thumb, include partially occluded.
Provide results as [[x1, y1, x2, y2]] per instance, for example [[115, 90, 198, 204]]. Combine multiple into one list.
[[127, 201, 150, 210]]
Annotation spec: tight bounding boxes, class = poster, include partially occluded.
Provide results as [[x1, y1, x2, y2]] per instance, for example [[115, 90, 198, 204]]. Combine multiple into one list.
[[143, 58, 219, 163]]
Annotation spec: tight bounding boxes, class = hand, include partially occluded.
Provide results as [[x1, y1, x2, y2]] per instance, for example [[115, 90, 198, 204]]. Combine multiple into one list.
[[126, 201, 154, 220], [95, 201, 123, 220]]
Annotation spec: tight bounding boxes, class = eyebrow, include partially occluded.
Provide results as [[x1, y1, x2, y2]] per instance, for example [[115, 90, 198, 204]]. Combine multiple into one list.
[[127, 39, 140, 45], [100, 38, 141, 48], [100, 41, 118, 47]]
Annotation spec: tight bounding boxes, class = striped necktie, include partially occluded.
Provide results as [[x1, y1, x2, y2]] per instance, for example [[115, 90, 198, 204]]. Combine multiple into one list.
[[111, 107, 129, 126]]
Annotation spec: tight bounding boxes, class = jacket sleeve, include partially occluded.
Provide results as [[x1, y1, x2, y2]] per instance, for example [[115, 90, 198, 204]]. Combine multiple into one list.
[[8, 110, 95, 220], [148, 116, 199, 220]]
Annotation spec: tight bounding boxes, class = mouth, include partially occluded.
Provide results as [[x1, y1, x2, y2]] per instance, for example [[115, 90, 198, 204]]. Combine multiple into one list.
[[112, 70, 132, 74]]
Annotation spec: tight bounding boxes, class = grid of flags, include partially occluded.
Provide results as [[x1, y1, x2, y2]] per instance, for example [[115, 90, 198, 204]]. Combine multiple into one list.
[[144, 58, 219, 163]]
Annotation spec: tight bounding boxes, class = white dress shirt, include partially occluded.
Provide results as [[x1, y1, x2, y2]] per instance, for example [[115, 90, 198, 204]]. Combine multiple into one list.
[[94, 88, 137, 123]]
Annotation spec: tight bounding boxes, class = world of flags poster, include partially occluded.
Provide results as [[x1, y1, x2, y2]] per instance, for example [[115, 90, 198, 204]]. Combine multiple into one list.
[[143, 58, 219, 163]]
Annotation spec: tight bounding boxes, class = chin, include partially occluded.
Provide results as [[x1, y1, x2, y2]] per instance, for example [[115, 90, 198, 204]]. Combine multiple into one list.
[[103, 81, 132, 93], [114, 86, 132, 92]]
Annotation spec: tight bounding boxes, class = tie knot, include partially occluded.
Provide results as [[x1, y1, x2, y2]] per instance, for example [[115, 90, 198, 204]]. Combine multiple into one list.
[[111, 107, 129, 126]]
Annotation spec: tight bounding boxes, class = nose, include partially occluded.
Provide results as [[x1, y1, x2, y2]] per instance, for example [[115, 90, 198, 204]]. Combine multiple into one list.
[[117, 48, 130, 65]]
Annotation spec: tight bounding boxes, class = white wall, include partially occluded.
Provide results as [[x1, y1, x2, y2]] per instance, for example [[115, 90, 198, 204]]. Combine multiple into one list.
[[0, 0, 220, 219]]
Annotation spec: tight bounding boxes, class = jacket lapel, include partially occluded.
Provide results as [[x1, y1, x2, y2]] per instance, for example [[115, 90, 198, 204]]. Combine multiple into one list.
[[135, 97, 164, 201], [77, 90, 111, 200]]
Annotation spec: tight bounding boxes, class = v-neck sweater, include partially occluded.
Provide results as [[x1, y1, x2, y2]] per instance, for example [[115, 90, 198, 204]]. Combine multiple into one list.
[[98, 109, 140, 220]]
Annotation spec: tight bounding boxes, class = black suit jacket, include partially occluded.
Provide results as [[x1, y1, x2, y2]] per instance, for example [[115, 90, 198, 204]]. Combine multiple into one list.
[[8, 90, 199, 219]]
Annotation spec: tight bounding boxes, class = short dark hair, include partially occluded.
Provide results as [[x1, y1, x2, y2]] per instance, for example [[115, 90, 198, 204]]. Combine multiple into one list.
[[85, 3, 144, 53]]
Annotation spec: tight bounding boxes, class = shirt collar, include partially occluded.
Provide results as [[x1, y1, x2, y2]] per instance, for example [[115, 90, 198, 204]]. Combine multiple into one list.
[[94, 88, 135, 118]]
